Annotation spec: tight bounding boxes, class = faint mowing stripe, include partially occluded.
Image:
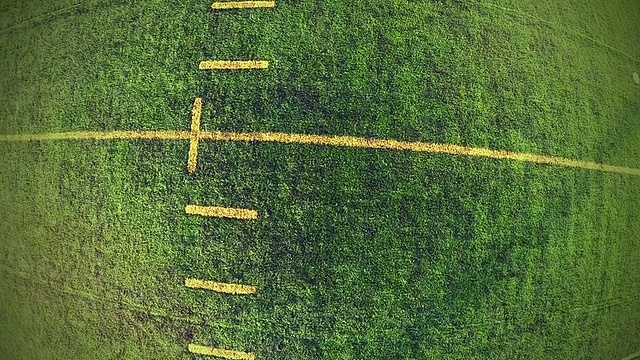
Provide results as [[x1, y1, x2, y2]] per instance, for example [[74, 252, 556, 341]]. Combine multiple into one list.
[[188, 344, 255, 360], [185, 204, 258, 219], [0, 3, 81, 35], [622, 350, 640, 360], [198, 60, 269, 70], [212, 1, 275, 10], [184, 278, 257, 295], [481, 2, 640, 64]]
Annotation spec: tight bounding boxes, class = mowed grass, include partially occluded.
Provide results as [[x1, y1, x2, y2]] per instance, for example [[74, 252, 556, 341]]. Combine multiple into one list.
[[1, 0, 640, 359]]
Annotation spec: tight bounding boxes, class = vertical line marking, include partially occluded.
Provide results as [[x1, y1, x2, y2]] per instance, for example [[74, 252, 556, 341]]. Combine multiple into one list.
[[188, 344, 255, 359], [185, 278, 257, 295], [187, 98, 203, 173]]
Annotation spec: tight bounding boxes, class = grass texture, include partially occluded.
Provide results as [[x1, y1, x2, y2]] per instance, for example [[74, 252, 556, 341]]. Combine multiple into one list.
[[1, 0, 640, 358]]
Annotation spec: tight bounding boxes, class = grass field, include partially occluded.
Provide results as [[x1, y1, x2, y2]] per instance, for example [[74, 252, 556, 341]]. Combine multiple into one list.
[[1, 0, 640, 358]]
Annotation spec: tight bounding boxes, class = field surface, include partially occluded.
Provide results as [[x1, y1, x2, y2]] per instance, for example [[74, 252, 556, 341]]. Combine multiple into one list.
[[1, 0, 640, 359]]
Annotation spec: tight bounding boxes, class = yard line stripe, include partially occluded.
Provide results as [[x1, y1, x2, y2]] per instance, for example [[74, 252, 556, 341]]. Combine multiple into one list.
[[188, 344, 255, 359], [185, 278, 257, 295], [198, 131, 640, 176], [199, 60, 269, 70], [212, 1, 275, 9], [185, 204, 258, 219], [1, 130, 639, 176], [187, 98, 203, 173], [0, 130, 190, 141]]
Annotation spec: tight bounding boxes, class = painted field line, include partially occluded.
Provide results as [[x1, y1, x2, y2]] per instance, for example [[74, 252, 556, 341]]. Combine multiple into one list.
[[199, 60, 269, 70], [197, 131, 640, 176], [185, 204, 258, 219], [0, 130, 190, 141], [212, 1, 275, 9], [189, 344, 255, 359], [187, 98, 203, 173], [1, 130, 639, 176], [185, 278, 257, 295]]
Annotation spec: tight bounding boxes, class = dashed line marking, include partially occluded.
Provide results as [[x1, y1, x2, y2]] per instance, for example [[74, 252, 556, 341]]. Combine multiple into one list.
[[187, 98, 203, 173], [189, 344, 255, 359], [199, 60, 269, 70], [185, 204, 258, 219], [2, 130, 639, 176], [212, 1, 275, 9], [185, 278, 257, 295]]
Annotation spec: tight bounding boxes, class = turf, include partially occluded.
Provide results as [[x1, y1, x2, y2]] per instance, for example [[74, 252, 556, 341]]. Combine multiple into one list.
[[1, 0, 640, 359]]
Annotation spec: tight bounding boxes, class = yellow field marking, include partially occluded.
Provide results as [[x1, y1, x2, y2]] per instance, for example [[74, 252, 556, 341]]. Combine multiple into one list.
[[212, 1, 275, 9], [0, 130, 190, 141], [197, 131, 640, 176], [189, 344, 255, 360], [199, 60, 269, 70], [185, 204, 258, 219], [1, 130, 639, 176], [187, 98, 203, 173], [185, 278, 257, 295]]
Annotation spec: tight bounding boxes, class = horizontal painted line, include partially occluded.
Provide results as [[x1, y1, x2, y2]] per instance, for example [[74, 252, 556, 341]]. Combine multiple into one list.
[[0, 130, 190, 141], [212, 1, 275, 9], [1, 130, 639, 176], [185, 204, 258, 219], [185, 278, 256, 295], [197, 131, 640, 176], [199, 60, 269, 70], [188, 344, 255, 359]]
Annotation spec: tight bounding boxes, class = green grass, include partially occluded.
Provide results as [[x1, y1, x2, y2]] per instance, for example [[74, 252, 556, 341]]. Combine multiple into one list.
[[1, 0, 640, 358]]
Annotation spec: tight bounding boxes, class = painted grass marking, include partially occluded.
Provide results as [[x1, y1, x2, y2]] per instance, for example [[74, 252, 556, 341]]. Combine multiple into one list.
[[199, 60, 269, 70], [185, 204, 258, 219], [189, 344, 255, 359], [187, 98, 203, 173], [212, 1, 275, 9], [0, 130, 190, 141], [1, 130, 639, 176], [185, 278, 257, 295], [197, 131, 640, 176]]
